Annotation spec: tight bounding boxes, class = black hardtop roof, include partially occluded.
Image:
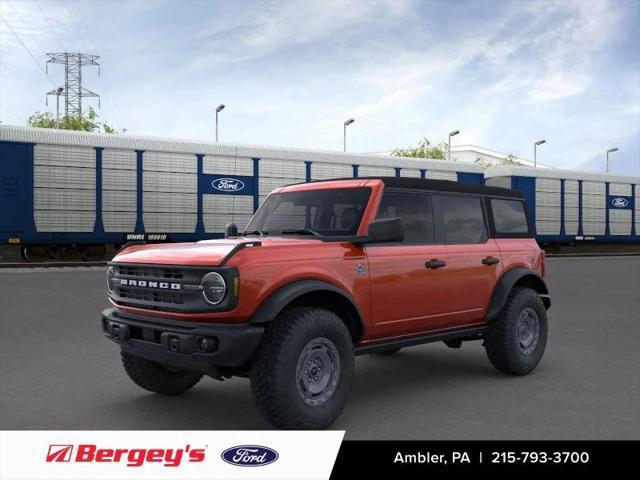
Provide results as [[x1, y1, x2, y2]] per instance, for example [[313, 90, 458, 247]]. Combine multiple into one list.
[[309, 176, 524, 199]]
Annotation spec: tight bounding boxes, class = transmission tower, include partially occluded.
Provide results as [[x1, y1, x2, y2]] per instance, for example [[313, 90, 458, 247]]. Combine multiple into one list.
[[45, 53, 100, 117]]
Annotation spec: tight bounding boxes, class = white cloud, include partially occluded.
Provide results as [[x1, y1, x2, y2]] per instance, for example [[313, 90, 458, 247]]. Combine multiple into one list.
[[188, 0, 414, 69], [0, 0, 637, 174]]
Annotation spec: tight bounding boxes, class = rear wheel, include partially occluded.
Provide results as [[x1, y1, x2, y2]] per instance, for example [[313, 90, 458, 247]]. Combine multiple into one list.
[[250, 307, 354, 429], [121, 350, 203, 395], [484, 287, 548, 375]]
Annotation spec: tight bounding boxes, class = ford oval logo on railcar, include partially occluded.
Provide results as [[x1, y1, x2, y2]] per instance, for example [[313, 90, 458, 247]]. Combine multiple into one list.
[[212, 178, 245, 192], [221, 445, 279, 467], [611, 197, 629, 208]]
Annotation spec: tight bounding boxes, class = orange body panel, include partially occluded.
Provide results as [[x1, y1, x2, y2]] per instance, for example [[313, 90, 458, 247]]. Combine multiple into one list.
[[111, 178, 544, 345]]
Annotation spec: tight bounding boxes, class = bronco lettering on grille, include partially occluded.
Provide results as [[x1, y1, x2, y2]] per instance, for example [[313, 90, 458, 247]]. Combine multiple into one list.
[[119, 279, 181, 290]]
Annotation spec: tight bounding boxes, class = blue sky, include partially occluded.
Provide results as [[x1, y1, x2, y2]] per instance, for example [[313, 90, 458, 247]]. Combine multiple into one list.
[[1, 0, 638, 175]]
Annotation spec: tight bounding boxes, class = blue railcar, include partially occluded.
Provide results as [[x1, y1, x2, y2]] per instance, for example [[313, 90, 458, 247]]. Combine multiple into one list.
[[485, 166, 639, 244], [0, 125, 484, 260]]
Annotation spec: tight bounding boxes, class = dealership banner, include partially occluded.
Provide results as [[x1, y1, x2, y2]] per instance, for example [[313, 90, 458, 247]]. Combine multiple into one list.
[[0, 430, 343, 480]]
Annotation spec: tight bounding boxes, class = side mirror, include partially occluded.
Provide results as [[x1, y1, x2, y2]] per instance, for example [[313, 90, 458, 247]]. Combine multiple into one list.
[[355, 217, 404, 245], [225, 222, 238, 238]]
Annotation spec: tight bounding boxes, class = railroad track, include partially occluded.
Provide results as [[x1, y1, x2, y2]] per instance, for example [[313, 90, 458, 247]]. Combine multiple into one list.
[[0, 261, 107, 269]]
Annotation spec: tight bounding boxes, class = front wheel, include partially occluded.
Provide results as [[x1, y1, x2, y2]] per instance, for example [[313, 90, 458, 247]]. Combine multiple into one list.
[[250, 307, 354, 429], [484, 287, 548, 375]]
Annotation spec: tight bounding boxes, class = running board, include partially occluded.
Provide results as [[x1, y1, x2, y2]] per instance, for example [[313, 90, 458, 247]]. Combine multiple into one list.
[[354, 326, 487, 356]]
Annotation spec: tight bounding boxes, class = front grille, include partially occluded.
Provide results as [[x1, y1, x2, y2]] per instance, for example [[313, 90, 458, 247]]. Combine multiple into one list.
[[118, 286, 185, 305], [111, 265, 189, 311], [114, 265, 184, 280], [108, 262, 238, 313]]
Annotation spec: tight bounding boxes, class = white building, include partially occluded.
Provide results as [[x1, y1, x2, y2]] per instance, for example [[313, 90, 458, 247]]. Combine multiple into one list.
[[450, 145, 553, 169], [367, 145, 554, 169]]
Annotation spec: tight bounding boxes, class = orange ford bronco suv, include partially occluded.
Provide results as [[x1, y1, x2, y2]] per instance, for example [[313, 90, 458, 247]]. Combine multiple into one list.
[[102, 177, 550, 429]]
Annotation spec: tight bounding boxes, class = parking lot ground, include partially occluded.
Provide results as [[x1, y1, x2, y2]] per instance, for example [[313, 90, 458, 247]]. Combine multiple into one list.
[[0, 257, 638, 439]]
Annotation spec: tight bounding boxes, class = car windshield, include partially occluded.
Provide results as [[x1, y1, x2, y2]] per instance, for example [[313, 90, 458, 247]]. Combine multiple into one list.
[[245, 187, 371, 237]]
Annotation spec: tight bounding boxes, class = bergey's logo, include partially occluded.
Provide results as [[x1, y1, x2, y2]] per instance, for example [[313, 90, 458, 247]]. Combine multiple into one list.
[[611, 197, 629, 208], [45, 444, 205, 467], [221, 445, 279, 467], [212, 178, 244, 192], [47, 445, 73, 462]]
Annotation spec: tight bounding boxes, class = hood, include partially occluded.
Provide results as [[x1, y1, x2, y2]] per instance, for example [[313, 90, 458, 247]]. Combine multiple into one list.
[[112, 236, 323, 266]]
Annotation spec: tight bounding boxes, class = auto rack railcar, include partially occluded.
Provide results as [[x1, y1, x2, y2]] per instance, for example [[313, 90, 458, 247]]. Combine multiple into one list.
[[0, 125, 484, 260], [484, 165, 639, 245]]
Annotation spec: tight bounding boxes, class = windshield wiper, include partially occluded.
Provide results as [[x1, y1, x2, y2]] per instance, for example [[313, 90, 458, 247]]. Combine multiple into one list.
[[242, 230, 267, 236], [280, 228, 321, 237]]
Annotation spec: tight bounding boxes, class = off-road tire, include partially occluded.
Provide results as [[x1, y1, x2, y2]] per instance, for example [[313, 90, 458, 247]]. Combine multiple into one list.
[[121, 350, 203, 395], [250, 307, 355, 429], [374, 347, 402, 356], [485, 287, 548, 375]]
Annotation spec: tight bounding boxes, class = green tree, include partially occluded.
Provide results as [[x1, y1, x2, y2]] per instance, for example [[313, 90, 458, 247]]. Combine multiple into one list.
[[474, 153, 523, 168], [392, 137, 449, 160], [27, 107, 120, 133]]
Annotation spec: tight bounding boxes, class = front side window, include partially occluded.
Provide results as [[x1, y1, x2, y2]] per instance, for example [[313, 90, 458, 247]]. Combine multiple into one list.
[[376, 190, 434, 244], [245, 188, 371, 236], [440, 195, 486, 244], [491, 199, 529, 234]]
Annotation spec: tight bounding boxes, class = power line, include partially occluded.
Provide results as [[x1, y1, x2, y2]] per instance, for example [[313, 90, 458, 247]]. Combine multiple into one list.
[[4, 0, 50, 59], [0, 59, 45, 103], [0, 104, 24, 123], [34, 0, 67, 52], [70, 0, 125, 127], [0, 14, 57, 87], [63, 0, 91, 53]]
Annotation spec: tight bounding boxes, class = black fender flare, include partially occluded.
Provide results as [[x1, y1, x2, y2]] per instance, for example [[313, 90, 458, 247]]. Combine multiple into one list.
[[485, 267, 551, 323], [250, 279, 364, 332]]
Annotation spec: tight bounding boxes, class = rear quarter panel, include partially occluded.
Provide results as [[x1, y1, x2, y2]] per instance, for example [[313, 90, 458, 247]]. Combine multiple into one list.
[[495, 238, 545, 276]]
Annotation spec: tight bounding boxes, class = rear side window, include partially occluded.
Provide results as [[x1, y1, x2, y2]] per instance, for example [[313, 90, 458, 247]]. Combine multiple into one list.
[[491, 199, 528, 234], [376, 191, 434, 244], [440, 195, 486, 244]]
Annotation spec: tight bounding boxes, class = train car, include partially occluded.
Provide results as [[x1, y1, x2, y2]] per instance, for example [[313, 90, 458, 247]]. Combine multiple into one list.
[[484, 165, 639, 246], [0, 125, 485, 261]]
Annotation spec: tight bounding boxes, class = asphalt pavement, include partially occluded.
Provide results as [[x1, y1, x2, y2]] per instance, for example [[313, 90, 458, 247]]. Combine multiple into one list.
[[0, 257, 638, 439]]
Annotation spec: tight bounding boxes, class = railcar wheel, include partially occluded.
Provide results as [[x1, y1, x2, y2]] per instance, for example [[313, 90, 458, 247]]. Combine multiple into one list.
[[80, 244, 108, 261], [22, 245, 54, 263]]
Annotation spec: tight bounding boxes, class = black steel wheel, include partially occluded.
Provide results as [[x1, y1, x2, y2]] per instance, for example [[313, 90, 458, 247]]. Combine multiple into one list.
[[485, 287, 548, 375], [250, 307, 354, 429]]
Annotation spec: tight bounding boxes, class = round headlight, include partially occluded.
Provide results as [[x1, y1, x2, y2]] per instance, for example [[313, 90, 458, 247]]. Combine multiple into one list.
[[106, 266, 116, 294], [201, 272, 227, 305]]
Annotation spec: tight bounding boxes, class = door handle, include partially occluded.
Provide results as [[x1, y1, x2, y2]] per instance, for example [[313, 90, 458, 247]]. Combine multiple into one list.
[[425, 259, 446, 269], [482, 256, 500, 266]]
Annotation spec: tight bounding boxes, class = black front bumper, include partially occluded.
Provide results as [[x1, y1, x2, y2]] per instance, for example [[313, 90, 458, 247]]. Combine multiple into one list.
[[101, 308, 264, 372]]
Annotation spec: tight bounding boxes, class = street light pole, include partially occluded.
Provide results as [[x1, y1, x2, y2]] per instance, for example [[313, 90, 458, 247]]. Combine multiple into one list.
[[448, 130, 460, 161], [343, 118, 355, 152], [534, 139, 546, 168], [215, 104, 225, 142], [55, 87, 64, 128], [606, 148, 618, 173]]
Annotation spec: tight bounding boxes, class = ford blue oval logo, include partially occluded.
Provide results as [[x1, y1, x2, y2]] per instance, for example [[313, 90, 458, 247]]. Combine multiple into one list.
[[611, 197, 629, 208], [221, 445, 279, 467], [212, 178, 245, 192]]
